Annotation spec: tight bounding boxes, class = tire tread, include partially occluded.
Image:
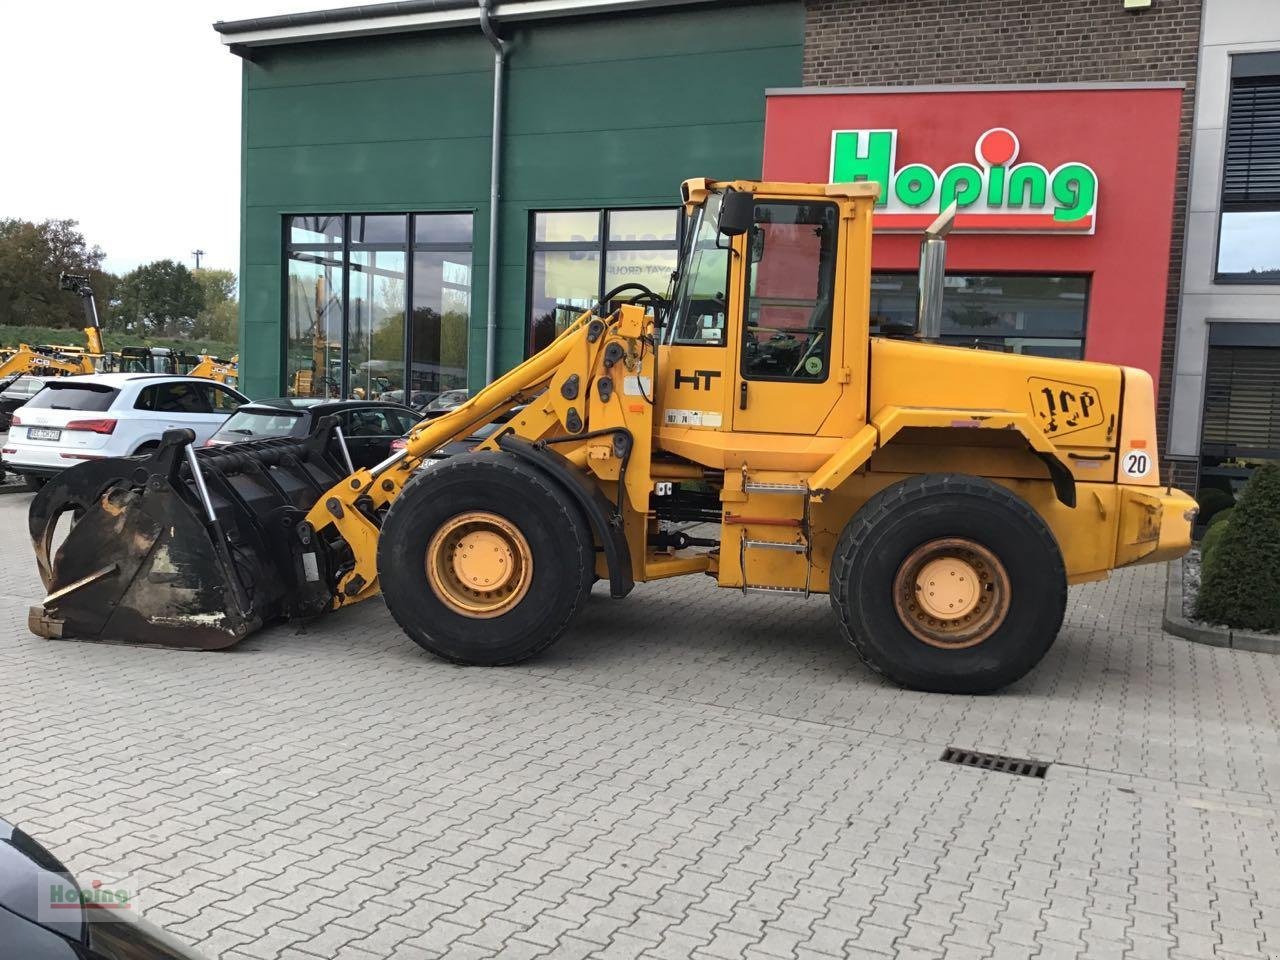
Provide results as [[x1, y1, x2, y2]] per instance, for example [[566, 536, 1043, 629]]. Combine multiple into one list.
[[829, 473, 1067, 692]]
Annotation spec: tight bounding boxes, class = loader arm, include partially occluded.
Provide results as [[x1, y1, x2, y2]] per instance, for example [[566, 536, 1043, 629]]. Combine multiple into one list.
[[304, 307, 616, 607]]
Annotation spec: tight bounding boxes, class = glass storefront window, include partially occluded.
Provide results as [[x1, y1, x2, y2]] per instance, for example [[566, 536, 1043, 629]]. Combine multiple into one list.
[[348, 246, 408, 401], [416, 213, 474, 246], [286, 250, 344, 398], [349, 215, 407, 245], [283, 213, 472, 402], [290, 216, 343, 245], [528, 207, 681, 355], [869, 273, 1088, 358], [412, 252, 471, 400], [529, 249, 601, 354]]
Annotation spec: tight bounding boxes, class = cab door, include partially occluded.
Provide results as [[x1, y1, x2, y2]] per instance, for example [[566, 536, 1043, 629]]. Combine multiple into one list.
[[732, 198, 845, 435]]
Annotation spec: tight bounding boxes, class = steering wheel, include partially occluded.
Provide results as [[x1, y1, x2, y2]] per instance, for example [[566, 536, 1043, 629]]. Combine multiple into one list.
[[600, 282, 662, 307], [790, 332, 825, 378]]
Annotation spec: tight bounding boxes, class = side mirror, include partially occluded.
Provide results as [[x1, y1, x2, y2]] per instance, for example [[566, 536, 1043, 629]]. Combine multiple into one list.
[[718, 190, 755, 237]]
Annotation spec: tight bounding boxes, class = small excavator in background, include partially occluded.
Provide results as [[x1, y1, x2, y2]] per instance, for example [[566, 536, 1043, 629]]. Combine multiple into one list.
[[0, 275, 104, 379], [55, 273, 239, 385], [28, 178, 1195, 694]]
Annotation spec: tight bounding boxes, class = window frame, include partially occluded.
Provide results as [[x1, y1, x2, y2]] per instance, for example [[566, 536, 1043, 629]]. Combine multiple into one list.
[[739, 198, 841, 385], [1214, 53, 1280, 285], [525, 207, 685, 357], [869, 270, 1091, 359], [282, 212, 475, 398]]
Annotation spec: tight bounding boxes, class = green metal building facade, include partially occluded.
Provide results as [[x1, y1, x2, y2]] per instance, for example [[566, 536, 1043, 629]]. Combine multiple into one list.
[[229, 0, 803, 399]]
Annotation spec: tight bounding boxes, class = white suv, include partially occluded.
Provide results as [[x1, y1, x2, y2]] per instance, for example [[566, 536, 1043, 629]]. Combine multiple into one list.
[[1, 374, 248, 489]]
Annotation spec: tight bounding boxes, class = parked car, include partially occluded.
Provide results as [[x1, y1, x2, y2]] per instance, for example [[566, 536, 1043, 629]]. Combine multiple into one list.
[[1, 374, 248, 489], [0, 814, 210, 959], [391, 406, 521, 463], [207, 397, 421, 469], [375, 388, 436, 410], [0, 374, 51, 431], [422, 388, 469, 416]]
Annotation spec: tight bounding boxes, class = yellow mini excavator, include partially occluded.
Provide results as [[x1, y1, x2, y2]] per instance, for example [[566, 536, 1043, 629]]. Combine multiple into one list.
[[28, 179, 1195, 693]]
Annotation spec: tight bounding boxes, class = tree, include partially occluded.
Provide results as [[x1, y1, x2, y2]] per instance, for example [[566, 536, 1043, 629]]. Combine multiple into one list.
[[112, 260, 205, 338], [0, 218, 112, 328], [192, 268, 238, 343], [1195, 463, 1280, 631]]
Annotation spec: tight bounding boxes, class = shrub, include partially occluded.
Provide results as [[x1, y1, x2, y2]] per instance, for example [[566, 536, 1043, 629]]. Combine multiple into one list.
[[1194, 463, 1280, 631], [1199, 520, 1229, 572], [1208, 506, 1234, 529], [1195, 487, 1234, 526]]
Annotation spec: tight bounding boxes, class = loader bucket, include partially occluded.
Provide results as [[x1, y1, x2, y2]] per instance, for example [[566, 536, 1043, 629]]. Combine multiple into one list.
[[28, 424, 349, 649]]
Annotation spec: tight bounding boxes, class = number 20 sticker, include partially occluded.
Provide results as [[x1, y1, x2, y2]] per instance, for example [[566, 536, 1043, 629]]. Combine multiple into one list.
[[1122, 450, 1151, 479]]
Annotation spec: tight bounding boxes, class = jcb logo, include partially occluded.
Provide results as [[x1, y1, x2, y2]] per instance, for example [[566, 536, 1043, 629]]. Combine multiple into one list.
[[1028, 377, 1104, 438], [673, 369, 720, 391]]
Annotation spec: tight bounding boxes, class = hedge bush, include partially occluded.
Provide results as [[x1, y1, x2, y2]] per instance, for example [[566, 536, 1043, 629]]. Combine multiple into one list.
[[1208, 506, 1234, 529], [1195, 463, 1280, 631], [1199, 520, 1229, 571], [1195, 487, 1234, 526]]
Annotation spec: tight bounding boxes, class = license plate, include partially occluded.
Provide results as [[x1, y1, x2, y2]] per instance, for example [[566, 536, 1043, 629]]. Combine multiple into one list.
[[28, 427, 62, 441]]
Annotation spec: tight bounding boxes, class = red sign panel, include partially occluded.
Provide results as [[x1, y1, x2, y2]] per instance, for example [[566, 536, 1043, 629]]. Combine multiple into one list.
[[762, 86, 1183, 383]]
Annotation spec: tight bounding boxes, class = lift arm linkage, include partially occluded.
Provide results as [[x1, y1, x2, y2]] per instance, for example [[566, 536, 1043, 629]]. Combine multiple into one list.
[[303, 308, 619, 607]]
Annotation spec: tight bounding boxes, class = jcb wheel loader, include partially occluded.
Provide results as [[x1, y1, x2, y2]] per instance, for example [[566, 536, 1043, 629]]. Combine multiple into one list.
[[28, 179, 1196, 694]]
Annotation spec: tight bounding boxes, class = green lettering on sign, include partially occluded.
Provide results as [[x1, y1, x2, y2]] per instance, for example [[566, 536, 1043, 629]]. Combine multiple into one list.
[[831, 130, 894, 206]]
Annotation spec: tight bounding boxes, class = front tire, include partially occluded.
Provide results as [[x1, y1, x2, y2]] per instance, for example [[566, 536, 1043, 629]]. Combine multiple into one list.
[[830, 474, 1066, 694], [378, 452, 595, 666]]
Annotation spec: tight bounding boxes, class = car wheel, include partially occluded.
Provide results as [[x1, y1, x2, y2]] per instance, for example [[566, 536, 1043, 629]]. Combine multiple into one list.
[[829, 473, 1066, 694]]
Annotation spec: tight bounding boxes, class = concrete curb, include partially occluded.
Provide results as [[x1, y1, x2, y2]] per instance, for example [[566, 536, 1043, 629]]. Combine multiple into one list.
[[1163, 557, 1280, 654]]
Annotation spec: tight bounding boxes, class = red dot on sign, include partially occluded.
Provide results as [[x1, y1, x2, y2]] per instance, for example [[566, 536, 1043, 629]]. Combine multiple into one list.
[[978, 128, 1017, 166]]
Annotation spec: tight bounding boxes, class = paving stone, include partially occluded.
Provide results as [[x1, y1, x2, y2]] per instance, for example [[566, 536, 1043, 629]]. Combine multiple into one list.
[[0, 488, 1276, 960]]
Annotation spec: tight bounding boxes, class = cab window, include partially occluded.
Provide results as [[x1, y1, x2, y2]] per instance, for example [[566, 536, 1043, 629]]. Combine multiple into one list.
[[667, 193, 730, 347], [740, 200, 839, 382]]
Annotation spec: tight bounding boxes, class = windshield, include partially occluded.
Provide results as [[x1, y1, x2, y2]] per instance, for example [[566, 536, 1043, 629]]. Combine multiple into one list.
[[665, 192, 729, 347], [213, 409, 306, 440], [23, 383, 118, 411]]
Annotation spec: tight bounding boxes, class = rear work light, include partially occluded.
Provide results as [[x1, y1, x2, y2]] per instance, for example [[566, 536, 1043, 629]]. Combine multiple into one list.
[[65, 419, 117, 435]]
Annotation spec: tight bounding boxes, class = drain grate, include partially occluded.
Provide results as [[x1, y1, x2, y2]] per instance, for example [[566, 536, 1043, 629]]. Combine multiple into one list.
[[940, 747, 1049, 779]]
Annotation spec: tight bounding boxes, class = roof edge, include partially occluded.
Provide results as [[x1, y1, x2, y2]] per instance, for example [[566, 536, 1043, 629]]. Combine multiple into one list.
[[214, 0, 716, 46], [765, 81, 1188, 96]]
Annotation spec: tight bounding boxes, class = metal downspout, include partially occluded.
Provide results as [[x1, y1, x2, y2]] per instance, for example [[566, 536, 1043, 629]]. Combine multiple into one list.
[[479, 0, 507, 384]]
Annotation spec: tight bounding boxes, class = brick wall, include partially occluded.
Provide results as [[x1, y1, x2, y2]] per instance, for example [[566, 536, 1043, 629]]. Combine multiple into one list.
[[804, 0, 1203, 462]]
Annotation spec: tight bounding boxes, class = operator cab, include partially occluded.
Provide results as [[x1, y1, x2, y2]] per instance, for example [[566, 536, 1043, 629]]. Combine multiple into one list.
[[655, 179, 879, 466]]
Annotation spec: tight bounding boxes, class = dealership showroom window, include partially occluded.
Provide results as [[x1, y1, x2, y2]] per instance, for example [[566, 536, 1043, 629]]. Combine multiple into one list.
[[285, 213, 473, 403]]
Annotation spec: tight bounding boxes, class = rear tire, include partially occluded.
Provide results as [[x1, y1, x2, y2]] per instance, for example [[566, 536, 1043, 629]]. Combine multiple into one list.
[[829, 473, 1066, 694], [378, 452, 595, 665]]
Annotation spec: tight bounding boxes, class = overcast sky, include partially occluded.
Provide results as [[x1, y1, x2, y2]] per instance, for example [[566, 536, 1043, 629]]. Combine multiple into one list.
[[0, 1, 333, 277]]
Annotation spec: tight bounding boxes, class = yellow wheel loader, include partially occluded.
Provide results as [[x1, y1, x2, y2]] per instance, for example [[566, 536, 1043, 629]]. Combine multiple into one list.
[[28, 179, 1195, 693]]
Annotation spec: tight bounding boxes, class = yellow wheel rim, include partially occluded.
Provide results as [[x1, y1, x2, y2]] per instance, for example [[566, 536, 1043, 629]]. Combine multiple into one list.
[[892, 538, 1010, 649], [426, 511, 533, 618]]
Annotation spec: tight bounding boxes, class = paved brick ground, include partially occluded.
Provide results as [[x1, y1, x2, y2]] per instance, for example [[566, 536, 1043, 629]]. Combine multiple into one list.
[[1, 486, 1278, 960]]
